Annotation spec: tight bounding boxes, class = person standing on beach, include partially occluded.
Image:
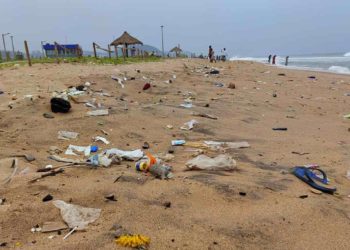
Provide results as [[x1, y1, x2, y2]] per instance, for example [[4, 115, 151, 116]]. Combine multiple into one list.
[[208, 46, 213, 62], [285, 56, 289, 66], [268, 55, 272, 63], [272, 55, 277, 65], [212, 52, 216, 63], [221, 48, 228, 61], [208, 46, 216, 63]]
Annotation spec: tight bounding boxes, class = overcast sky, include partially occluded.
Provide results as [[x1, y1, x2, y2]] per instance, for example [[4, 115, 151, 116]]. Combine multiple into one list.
[[1, 0, 350, 57]]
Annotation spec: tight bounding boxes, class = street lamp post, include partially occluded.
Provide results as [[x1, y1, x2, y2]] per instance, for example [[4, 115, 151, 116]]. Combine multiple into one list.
[[10, 36, 15, 59], [2, 32, 10, 61], [161, 25, 164, 58]]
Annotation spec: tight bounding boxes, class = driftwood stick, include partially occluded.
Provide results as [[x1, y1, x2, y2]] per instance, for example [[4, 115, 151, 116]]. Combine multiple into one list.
[[37, 163, 72, 172], [48, 155, 82, 164], [29, 168, 64, 183], [36, 163, 86, 172]]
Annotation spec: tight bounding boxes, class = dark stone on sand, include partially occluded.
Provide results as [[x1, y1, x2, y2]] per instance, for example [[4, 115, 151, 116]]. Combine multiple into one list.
[[0, 198, 6, 205], [163, 201, 171, 208], [143, 83, 151, 90], [228, 83, 236, 89], [42, 194, 53, 202], [105, 193, 117, 201]]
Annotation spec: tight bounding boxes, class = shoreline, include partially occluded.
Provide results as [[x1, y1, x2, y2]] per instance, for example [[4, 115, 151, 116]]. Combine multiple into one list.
[[273, 63, 350, 76], [230, 59, 350, 76]]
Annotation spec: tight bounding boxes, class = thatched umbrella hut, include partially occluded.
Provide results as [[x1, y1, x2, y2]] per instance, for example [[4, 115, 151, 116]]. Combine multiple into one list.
[[110, 31, 143, 58], [170, 46, 182, 57]]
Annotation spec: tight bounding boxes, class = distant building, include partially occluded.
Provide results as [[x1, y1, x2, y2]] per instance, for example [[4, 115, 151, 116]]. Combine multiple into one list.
[[43, 43, 82, 58]]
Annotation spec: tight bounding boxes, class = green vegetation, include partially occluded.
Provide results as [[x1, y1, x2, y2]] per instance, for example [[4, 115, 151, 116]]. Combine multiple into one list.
[[0, 55, 161, 69]]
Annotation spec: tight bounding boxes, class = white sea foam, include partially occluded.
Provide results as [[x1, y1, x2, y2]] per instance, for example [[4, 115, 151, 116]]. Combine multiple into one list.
[[230, 56, 266, 63], [230, 55, 350, 75], [328, 66, 350, 74]]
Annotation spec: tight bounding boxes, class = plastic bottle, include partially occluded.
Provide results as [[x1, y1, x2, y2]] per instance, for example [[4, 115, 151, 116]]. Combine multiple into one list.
[[149, 164, 173, 179], [90, 145, 99, 152], [171, 140, 186, 146], [135, 153, 158, 172], [135, 153, 173, 179], [135, 161, 149, 171]]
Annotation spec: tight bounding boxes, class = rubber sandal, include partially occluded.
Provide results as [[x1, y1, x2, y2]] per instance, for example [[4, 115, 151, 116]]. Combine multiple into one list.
[[306, 168, 329, 184], [293, 167, 336, 194], [296, 166, 329, 184]]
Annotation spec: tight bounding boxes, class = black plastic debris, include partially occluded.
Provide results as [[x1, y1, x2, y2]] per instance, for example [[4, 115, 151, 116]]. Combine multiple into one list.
[[209, 69, 220, 74], [272, 127, 288, 131], [76, 85, 85, 91], [50, 98, 71, 113]]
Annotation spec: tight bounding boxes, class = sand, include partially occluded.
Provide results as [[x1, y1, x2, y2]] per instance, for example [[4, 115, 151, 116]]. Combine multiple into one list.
[[1, 59, 350, 249]]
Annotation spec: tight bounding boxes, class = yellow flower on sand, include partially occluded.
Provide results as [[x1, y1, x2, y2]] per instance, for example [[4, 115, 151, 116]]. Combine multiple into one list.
[[115, 234, 150, 248]]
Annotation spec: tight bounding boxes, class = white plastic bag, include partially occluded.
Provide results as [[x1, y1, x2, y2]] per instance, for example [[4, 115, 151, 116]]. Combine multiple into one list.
[[186, 154, 237, 171], [180, 119, 198, 130], [58, 131, 79, 140], [104, 148, 143, 161], [87, 110, 109, 116], [53, 200, 101, 230], [65, 145, 91, 157], [93, 136, 110, 145]]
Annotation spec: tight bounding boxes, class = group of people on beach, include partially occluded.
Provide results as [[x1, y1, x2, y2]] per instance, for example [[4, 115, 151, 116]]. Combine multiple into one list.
[[268, 54, 290, 66], [208, 46, 227, 62], [206, 47, 290, 66]]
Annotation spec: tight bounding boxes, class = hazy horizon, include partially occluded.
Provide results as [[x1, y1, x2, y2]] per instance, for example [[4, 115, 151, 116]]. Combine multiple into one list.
[[1, 0, 350, 57]]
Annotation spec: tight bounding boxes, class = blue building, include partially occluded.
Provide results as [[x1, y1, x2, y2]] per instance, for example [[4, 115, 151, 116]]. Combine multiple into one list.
[[43, 43, 82, 58]]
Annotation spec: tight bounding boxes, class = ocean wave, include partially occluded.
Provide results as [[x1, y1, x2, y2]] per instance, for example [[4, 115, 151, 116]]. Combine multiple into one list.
[[344, 52, 350, 57], [328, 66, 350, 74], [229, 56, 266, 62], [229, 55, 350, 74]]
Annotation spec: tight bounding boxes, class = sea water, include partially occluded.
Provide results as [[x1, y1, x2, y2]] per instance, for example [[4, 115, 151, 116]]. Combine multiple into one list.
[[230, 52, 350, 74]]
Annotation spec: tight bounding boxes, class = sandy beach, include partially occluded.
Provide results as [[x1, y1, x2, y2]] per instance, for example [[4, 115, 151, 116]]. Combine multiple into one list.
[[1, 59, 350, 249]]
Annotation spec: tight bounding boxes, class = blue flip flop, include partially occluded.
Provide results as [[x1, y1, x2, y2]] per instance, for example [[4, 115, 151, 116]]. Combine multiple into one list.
[[306, 168, 329, 184], [293, 167, 336, 194]]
